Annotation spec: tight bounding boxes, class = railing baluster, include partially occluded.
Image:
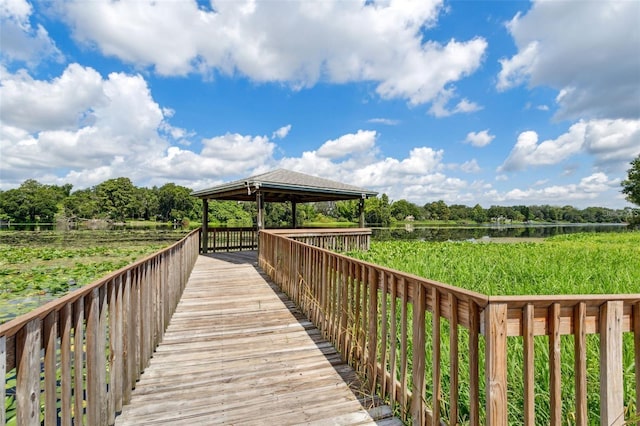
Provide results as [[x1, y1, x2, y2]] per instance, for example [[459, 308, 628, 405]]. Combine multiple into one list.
[[0, 335, 5, 426], [432, 288, 441, 424], [599, 301, 624, 426], [389, 274, 398, 408], [485, 303, 507, 426], [60, 304, 72, 425], [634, 301, 640, 425], [549, 303, 561, 425], [572, 301, 587, 426], [449, 293, 459, 425], [411, 282, 426, 424], [86, 288, 100, 425], [73, 298, 84, 425], [367, 267, 378, 391], [469, 301, 480, 426], [379, 272, 388, 397], [400, 277, 409, 419], [44, 311, 57, 425], [17, 319, 40, 426], [523, 303, 535, 425]]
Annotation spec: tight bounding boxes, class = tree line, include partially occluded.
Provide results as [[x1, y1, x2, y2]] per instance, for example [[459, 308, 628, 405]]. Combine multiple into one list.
[[0, 176, 635, 227]]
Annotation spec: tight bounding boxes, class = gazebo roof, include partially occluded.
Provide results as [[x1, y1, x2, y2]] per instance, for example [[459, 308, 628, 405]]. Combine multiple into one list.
[[191, 169, 378, 203]]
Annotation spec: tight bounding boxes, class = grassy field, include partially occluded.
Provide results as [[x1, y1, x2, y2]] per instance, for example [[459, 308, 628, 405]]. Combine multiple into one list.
[[0, 230, 188, 324], [351, 232, 640, 296], [348, 232, 640, 424]]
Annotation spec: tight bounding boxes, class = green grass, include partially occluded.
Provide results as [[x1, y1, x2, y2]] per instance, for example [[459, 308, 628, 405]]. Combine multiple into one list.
[[350, 232, 640, 296], [348, 232, 640, 424]]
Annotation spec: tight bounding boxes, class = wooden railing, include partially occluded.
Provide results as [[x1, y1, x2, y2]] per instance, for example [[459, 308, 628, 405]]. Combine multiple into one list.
[[1, 229, 200, 425], [269, 228, 371, 252], [204, 227, 370, 253], [205, 227, 258, 252], [259, 230, 640, 425]]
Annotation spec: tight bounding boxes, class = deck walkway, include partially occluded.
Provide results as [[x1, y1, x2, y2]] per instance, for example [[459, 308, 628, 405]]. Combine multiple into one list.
[[115, 251, 401, 425]]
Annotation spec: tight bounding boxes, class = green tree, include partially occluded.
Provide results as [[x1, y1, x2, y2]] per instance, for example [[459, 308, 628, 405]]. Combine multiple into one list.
[[621, 154, 640, 206], [391, 199, 422, 221], [64, 188, 101, 219], [471, 204, 487, 223], [0, 179, 64, 222], [334, 200, 359, 222], [365, 194, 391, 226], [424, 200, 450, 221], [157, 183, 197, 222], [95, 177, 137, 221], [136, 187, 159, 221], [208, 200, 252, 226], [297, 203, 317, 225], [264, 202, 290, 228]]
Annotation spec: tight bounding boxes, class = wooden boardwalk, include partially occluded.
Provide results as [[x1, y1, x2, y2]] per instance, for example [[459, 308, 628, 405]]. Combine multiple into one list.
[[115, 251, 401, 425]]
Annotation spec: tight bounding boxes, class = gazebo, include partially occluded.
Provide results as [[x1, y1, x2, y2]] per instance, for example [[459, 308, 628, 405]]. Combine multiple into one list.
[[191, 169, 378, 252]]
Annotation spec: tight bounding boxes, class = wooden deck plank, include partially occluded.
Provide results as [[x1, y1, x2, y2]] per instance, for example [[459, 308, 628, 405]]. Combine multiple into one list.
[[115, 251, 398, 425]]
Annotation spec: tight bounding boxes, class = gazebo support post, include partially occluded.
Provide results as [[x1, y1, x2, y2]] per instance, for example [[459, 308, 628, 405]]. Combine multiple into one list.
[[201, 199, 208, 254], [359, 198, 365, 228], [256, 191, 264, 230], [291, 201, 297, 229]]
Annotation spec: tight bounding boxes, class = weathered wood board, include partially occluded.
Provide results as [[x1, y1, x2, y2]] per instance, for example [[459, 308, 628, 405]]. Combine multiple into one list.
[[115, 252, 400, 425]]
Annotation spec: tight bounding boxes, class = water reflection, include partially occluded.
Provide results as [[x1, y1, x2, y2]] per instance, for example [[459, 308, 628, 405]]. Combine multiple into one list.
[[372, 223, 630, 242], [0, 221, 186, 231]]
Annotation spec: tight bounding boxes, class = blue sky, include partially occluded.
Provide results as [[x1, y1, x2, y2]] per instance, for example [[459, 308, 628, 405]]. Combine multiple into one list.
[[1, 0, 639, 208]]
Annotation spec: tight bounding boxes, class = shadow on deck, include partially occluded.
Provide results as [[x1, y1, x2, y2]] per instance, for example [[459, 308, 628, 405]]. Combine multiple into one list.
[[115, 251, 401, 425]]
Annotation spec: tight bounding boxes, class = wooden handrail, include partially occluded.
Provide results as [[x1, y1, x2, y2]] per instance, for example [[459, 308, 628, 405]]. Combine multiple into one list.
[[205, 227, 258, 252], [258, 229, 640, 425], [1, 229, 200, 425]]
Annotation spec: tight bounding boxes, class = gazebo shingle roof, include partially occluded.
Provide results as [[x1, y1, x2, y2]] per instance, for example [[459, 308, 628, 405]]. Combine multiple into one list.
[[191, 169, 378, 203]]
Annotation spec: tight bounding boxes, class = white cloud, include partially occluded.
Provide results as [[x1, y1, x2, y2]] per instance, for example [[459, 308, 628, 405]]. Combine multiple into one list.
[[464, 129, 494, 147], [583, 119, 640, 167], [368, 118, 400, 126], [498, 1, 640, 119], [0, 64, 172, 188], [428, 88, 483, 117], [0, 0, 62, 65], [316, 130, 377, 159], [496, 41, 538, 91], [272, 125, 292, 139], [459, 159, 481, 174], [59, 0, 486, 109], [499, 119, 640, 172], [0, 64, 105, 132], [497, 172, 619, 204]]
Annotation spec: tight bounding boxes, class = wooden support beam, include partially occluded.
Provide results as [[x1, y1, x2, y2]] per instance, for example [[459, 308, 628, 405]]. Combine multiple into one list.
[[291, 200, 297, 229], [201, 198, 208, 254], [256, 191, 264, 230]]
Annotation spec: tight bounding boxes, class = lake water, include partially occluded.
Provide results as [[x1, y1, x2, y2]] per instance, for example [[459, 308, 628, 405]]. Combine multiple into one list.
[[371, 223, 631, 242]]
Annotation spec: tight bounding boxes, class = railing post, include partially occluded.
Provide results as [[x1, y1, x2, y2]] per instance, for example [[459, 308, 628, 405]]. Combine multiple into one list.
[[0, 335, 5, 426], [16, 319, 40, 426], [599, 301, 624, 426], [411, 282, 426, 424], [485, 302, 508, 426]]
